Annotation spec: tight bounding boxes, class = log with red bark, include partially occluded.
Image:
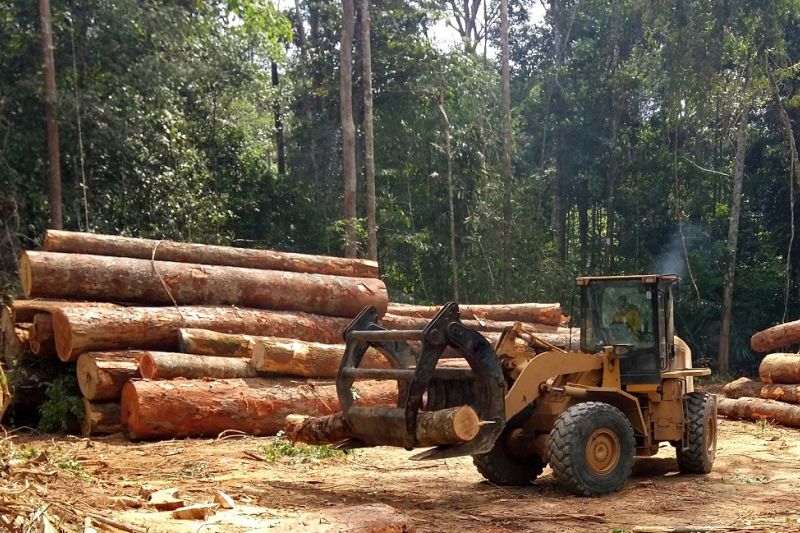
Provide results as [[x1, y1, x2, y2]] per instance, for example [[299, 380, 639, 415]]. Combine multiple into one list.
[[51, 304, 351, 362], [43, 230, 379, 278], [722, 377, 763, 399], [29, 313, 55, 356], [284, 405, 480, 447], [20, 251, 388, 318], [751, 320, 800, 353], [381, 313, 566, 334], [120, 378, 397, 440], [717, 396, 800, 428], [387, 302, 563, 326], [77, 351, 144, 400], [759, 353, 800, 384], [760, 384, 800, 404], [81, 399, 122, 436], [139, 352, 256, 380], [251, 337, 390, 377], [178, 328, 256, 358]]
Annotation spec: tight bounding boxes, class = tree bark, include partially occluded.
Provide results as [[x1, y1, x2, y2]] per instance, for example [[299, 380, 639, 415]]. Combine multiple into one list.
[[387, 302, 562, 325], [178, 328, 256, 357], [20, 251, 388, 318], [717, 396, 800, 428], [76, 351, 143, 400], [761, 384, 800, 404], [381, 313, 567, 334], [271, 61, 286, 175], [360, 0, 377, 262], [43, 230, 379, 278], [29, 313, 55, 356], [51, 304, 352, 362], [38, 0, 62, 230], [722, 377, 762, 399], [718, 66, 752, 375], [139, 352, 256, 380], [751, 320, 800, 353], [81, 399, 121, 436], [251, 337, 389, 377], [340, 0, 358, 258], [120, 378, 397, 440], [759, 353, 800, 384], [499, 0, 513, 300]]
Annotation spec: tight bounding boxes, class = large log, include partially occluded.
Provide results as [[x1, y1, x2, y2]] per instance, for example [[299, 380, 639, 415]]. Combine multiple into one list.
[[77, 351, 143, 400], [388, 302, 563, 326], [759, 353, 800, 384], [29, 313, 55, 356], [120, 378, 397, 440], [751, 320, 800, 352], [43, 230, 379, 278], [51, 305, 351, 362], [81, 399, 122, 436], [9, 299, 114, 323], [251, 337, 390, 377], [717, 396, 800, 428], [178, 328, 255, 357], [20, 251, 388, 318], [139, 352, 257, 380], [284, 405, 480, 447], [761, 384, 800, 404], [722, 377, 763, 399], [381, 313, 566, 334]]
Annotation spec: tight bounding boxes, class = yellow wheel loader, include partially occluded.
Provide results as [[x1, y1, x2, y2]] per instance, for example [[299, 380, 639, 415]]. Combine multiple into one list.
[[337, 275, 716, 496]]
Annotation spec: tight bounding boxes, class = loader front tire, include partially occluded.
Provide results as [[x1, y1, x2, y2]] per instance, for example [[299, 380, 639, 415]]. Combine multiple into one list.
[[473, 437, 544, 486], [676, 392, 717, 474], [548, 402, 635, 496]]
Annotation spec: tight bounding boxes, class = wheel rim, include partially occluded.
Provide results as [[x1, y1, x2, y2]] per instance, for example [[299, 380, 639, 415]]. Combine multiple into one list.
[[705, 414, 716, 455], [585, 428, 621, 475]]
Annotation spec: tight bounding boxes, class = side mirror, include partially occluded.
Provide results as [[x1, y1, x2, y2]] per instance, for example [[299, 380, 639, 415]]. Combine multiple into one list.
[[671, 283, 682, 303]]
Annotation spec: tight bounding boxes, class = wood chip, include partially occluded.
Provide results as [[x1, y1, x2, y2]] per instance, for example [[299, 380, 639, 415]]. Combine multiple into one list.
[[172, 503, 219, 520], [148, 488, 184, 511], [214, 490, 235, 509]]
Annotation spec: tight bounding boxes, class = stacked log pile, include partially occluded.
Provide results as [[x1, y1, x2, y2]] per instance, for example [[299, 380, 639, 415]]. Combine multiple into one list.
[[0, 230, 570, 441]]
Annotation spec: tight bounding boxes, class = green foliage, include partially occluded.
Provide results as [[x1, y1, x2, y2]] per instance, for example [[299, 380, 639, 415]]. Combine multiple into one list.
[[38, 373, 84, 434], [262, 437, 346, 463]]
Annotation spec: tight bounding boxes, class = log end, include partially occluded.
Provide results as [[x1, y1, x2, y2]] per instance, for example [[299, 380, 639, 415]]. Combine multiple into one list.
[[76, 353, 99, 399], [18, 251, 33, 297], [138, 353, 156, 380], [51, 309, 76, 362], [119, 381, 139, 432], [452, 405, 481, 442]]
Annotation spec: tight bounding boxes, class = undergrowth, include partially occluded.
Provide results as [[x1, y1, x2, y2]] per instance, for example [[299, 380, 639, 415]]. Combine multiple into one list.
[[262, 436, 346, 463], [38, 372, 84, 433]]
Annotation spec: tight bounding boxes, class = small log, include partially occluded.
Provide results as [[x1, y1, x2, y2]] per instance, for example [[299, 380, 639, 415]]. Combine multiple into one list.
[[77, 351, 143, 400], [251, 337, 389, 378], [44, 229, 379, 278], [121, 378, 397, 440], [388, 302, 563, 326], [139, 352, 256, 380], [284, 413, 352, 444], [717, 396, 800, 428], [2, 305, 31, 364], [178, 328, 256, 357], [20, 251, 388, 318], [760, 383, 800, 404], [759, 353, 800, 384], [29, 313, 55, 356], [722, 377, 763, 399], [751, 320, 800, 352], [81, 399, 122, 436]]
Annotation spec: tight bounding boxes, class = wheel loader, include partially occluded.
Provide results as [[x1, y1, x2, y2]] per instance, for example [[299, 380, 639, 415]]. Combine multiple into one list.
[[336, 274, 717, 496]]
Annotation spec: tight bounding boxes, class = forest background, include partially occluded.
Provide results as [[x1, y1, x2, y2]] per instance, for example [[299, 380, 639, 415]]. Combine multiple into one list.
[[2, 0, 800, 376]]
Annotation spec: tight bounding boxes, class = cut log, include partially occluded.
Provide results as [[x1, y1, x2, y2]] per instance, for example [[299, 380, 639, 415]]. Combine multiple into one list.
[[722, 377, 763, 399], [178, 328, 256, 357], [760, 383, 800, 404], [77, 351, 143, 400], [81, 399, 122, 436], [759, 353, 800, 384], [717, 396, 800, 428], [9, 299, 114, 323], [388, 302, 563, 326], [120, 378, 397, 440], [251, 337, 390, 377], [29, 313, 55, 356], [381, 313, 566, 334], [51, 305, 351, 362], [43, 230, 379, 278], [285, 405, 480, 447], [139, 352, 256, 380], [20, 251, 387, 318], [2, 305, 31, 364], [751, 320, 800, 352]]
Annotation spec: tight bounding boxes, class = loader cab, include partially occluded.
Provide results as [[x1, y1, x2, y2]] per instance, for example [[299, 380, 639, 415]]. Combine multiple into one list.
[[577, 275, 678, 385]]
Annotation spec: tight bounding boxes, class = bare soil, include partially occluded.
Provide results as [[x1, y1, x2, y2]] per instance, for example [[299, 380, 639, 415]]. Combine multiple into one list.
[[3, 418, 800, 532]]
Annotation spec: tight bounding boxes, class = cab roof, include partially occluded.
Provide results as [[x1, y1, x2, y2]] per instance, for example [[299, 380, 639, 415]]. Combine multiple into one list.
[[575, 274, 679, 287]]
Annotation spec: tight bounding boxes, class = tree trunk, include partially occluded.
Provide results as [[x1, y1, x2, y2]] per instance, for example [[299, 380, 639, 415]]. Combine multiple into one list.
[[271, 61, 286, 175], [438, 102, 459, 301], [722, 377, 762, 399], [29, 313, 55, 356], [76, 351, 143, 400], [43, 230, 378, 278], [51, 304, 352, 362], [387, 302, 562, 326], [251, 337, 389, 377], [38, 0, 62, 230], [120, 378, 397, 440], [81, 399, 122, 436], [605, 0, 621, 270], [381, 313, 567, 334], [761, 384, 800, 404], [284, 405, 480, 447], [340, 0, 358, 258], [718, 67, 752, 375], [360, 0, 377, 262], [759, 353, 800, 384], [178, 328, 256, 357], [499, 0, 514, 300], [20, 251, 388, 318], [717, 396, 800, 428], [139, 352, 256, 380], [751, 320, 800, 353]]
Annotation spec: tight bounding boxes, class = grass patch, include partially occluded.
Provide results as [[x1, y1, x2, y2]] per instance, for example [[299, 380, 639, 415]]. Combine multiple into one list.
[[726, 473, 771, 484], [750, 419, 781, 440], [262, 437, 346, 464], [55, 458, 88, 479]]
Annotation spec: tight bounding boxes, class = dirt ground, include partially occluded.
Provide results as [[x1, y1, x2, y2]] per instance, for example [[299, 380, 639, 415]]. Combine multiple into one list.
[[2, 418, 800, 533]]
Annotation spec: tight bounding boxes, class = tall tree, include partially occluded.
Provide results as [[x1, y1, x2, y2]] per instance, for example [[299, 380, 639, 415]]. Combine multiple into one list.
[[272, 61, 286, 175], [499, 0, 512, 298], [340, 0, 357, 257], [361, 0, 377, 261], [38, 0, 62, 229]]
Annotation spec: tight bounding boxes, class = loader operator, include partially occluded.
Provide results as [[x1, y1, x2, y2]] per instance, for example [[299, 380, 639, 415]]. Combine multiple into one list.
[[612, 295, 643, 335]]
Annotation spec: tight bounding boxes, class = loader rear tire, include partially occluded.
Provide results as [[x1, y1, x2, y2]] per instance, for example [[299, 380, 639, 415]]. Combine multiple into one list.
[[473, 437, 544, 486], [676, 392, 716, 474], [548, 402, 635, 496]]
